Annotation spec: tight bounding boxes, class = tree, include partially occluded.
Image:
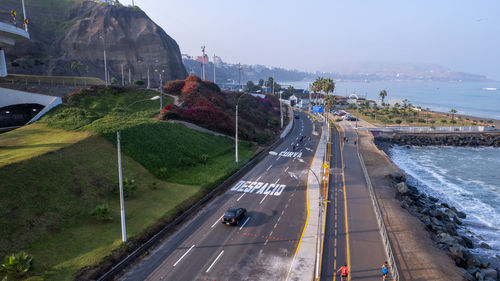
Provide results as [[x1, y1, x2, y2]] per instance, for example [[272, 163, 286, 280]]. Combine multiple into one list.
[[265, 77, 281, 93], [322, 78, 335, 96], [450, 109, 457, 120], [312, 77, 324, 105], [379, 90, 387, 104], [283, 86, 295, 100], [246, 81, 260, 92], [325, 95, 337, 111]]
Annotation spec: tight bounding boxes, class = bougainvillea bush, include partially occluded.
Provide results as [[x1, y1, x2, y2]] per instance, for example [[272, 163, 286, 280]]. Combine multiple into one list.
[[160, 75, 284, 144]]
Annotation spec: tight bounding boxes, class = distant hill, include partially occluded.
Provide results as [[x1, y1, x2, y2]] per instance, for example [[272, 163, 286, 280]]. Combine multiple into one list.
[[183, 56, 491, 83], [3, 0, 187, 83]]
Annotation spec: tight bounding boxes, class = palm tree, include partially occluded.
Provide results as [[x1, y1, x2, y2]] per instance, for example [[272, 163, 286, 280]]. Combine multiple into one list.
[[322, 78, 335, 96], [325, 95, 336, 111], [379, 90, 387, 105], [312, 77, 324, 105], [450, 109, 457, 120]]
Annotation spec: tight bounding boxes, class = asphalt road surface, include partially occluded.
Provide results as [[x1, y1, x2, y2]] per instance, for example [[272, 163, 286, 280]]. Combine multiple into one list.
[[320, 120, 386, 281], [118, 110, 322, 281]]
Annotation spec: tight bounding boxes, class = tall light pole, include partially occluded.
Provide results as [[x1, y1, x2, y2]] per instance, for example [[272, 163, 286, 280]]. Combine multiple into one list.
[[155, 69, 165, 111], [21, 0, 28, 32], [235, 92, 249, 163], [213, 54, 216, 83], [201, 46, 206, 80], [238, 63, 242, 90], [280, 90, 283, 129], [117, 95, 160, 242], [99, 35, 108, 87]]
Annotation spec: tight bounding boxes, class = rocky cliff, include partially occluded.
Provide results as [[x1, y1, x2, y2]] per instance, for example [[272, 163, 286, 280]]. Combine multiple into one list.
[[4, 0, 186, 83]]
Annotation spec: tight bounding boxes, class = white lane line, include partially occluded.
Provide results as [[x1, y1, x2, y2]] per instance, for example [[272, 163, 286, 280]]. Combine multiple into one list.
[[259, 194, 268, 204], [237, 193, 245, 201], [211, 215, 222, 228], [173, 245, 195, 267], [206, 250, 224, 273], [277, 217, 281, 222], [269, 231, 274, 236], [255, 175, 262, 181], [284, 166, 289, 172], [239, 217, 251, 230], [264, 239, 269, 245], [274, 223, 278, 229], [266, 164, 273, 171], [274, 178, 280, 184]]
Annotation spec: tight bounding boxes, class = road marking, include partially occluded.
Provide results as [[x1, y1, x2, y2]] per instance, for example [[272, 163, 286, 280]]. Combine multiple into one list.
[[206, 250, 224, 273], [237, 193, 245, 201], [173, 245, 195, 267], [211, 215, 222, 228], [239, 217, 251, 230], [274, 178, 280, 184], [264, 239, 269, 245], [266, 164, 273, 171], [259, 194, 268, 204], [255, 175, 262, 182], [274, 223, 278, 228], [284, 166, 289, 172]]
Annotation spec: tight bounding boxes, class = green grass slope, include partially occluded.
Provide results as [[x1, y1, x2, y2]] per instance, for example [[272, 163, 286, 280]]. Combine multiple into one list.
[[0, 135, 202, 280], [0, 86, 256, 280]]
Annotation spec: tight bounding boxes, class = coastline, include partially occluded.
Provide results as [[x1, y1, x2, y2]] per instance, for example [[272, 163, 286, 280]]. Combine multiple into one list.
[[375, 141, 500, 279], [353, 118, 499, 280], [356, 129, 466, 280]]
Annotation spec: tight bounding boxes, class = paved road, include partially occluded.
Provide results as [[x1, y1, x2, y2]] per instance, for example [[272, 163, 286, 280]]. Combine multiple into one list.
[[118, 111, 321, 281], [320, 120, 386, 281]]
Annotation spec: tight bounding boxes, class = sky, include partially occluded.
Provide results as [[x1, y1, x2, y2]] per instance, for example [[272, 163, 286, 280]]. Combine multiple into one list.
[[119, 0, 500, 80]]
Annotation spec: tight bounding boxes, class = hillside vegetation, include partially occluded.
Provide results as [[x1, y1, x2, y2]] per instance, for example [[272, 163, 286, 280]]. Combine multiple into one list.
[[0, 86, 256, 280], [161, 75, 286, 144]]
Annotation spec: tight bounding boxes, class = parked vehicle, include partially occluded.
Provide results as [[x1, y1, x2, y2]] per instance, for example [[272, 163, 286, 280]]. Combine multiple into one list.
[[221, 207, 247, 226]]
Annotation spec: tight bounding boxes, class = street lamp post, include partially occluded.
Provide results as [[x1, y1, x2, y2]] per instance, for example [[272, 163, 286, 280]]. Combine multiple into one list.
[[235, 92, 249, 163], [154, 69, 165, 111], [201, 46, 206, 80], [116, 95, 160, 242]]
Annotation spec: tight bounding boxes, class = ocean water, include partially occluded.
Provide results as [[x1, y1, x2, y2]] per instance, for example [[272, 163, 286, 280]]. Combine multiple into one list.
[[280, 81, 500, 120], [388, 145, 500, 256]]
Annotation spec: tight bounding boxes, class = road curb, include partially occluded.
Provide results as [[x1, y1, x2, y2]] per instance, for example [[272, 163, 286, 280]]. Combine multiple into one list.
[[288, 116, 329, 281]]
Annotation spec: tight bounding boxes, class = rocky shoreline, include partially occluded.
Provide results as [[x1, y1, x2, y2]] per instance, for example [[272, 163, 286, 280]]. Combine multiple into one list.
[[376, 141, 500, 281], [374, 132, 500, 147]]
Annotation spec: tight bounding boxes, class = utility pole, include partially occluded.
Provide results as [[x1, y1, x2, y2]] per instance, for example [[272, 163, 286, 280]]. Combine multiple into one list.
[[104, 49, 108, 86], [213, 54, 216, 83], [238, 63, 242, 90], [201, 45, 206, 80], [147, 68, 150, 88], [121, 64, 124, 86]]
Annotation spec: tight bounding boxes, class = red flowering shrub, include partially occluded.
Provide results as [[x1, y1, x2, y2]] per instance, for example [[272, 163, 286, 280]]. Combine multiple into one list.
[[163, 80, 185, 95], [158, 75, 283, 143]]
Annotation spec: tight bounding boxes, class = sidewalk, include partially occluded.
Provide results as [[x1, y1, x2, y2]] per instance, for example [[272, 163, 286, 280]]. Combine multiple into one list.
[[288, 117, 329, 281]]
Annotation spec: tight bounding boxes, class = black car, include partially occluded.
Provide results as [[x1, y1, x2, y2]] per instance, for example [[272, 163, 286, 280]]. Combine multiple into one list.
[[221, 207, 246, 226]]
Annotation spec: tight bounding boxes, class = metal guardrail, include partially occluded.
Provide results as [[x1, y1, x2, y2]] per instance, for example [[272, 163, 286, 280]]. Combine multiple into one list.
[[356, 139, 400, 281]]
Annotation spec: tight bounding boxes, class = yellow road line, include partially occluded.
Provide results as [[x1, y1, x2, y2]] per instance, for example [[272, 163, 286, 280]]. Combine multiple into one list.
[[339, 125, 351, 281]]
